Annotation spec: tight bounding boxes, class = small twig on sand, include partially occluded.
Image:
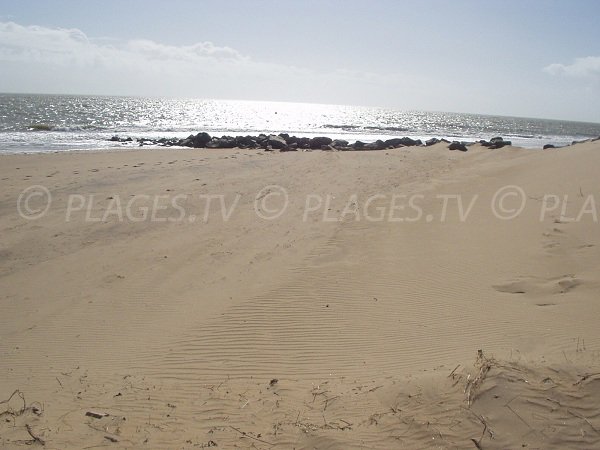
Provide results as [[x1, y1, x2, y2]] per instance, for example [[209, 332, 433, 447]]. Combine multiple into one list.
[[25, 424, 46, 445], [470, 437, 483, 450], [574, 373, 600, 386], [448, 364, 461, 378], [462, 406, 494, 444], [229, 426, 274, 446], [465, 351, 493, 406]]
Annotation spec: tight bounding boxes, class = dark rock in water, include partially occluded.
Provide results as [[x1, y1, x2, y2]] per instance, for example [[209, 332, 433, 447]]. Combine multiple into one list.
[[479, 140, 491, 147], [285, 143, 299, 151], [267, 134, 288, 149], [382, 137, 420, 147], [543, 144, 556, 149], [448, 141, 468, 151], [400, 137, 420, 146], [309, 136, 333, 149], [296, 137, 311, 149], [383, 138, 404, 147], [440, 138, 450, 143], [192, 132, 211, 148], [425, 138, 440, 146], [488, 137, 511, 149], [364, 140, 386, 150], [206, 136, 236, 148], [284, 135, 298, 145], [109, 135, 133, 143], [352, 141, 365, 149], [331, 139, 349, 148], [278, 133, 290, 142], [235, 135, 256, 148]]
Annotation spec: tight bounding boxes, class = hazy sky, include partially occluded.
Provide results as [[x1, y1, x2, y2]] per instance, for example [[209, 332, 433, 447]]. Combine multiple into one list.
[[1, 0, 599, 122]]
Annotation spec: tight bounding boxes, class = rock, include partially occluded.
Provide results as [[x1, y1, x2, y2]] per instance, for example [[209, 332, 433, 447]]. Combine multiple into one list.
[[479, 140, 491, 147], [309, 136, 333, 149], [235, 135, 256, 148], [267, 134, 288, 149], [352, 141, 365, 149], [543, 144, 556, 149], [487, 136, 511, 149], [86, 411, 109, 419], [206, 136, 236, 148], [448, 141, 468, 151], [364, 140, 386, 150], [296, 137, 311, 149], [331, 139, 349, 148], [425, 138, 440, 146], [383, 138, 402, 147], [109, 135, 133, 143], [284, 143, 298, 151], [192, 132, 212, 148], [399, 137, 420, 146]]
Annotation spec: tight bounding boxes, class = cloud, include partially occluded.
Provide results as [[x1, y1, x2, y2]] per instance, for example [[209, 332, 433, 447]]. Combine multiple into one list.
[[0, 21, 245, 67], [126, 39, 245, 62], [544, 56, 600, 78], [0, 20, 418, 104]]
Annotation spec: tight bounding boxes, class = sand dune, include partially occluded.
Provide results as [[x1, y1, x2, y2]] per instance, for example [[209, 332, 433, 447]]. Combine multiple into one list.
[[1, 142, 599, 448]]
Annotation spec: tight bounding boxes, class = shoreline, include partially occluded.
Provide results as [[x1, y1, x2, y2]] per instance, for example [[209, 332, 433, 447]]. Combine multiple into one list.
[[2, 129, 598, 155], [2, 134, 598, 156]]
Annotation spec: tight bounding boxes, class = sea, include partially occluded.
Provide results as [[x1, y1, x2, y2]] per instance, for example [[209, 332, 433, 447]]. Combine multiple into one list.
[[1, 93, 599, 153]]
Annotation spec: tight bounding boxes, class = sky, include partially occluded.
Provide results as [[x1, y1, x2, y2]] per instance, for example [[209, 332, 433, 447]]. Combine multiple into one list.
[[1, 0, 600, 122]]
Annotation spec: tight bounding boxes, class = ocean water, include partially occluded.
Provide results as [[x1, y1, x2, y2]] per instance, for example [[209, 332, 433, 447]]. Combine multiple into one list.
[[1, 93, 599, 153]]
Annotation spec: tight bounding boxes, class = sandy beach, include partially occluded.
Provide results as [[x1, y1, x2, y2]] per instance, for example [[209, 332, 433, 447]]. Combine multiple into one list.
[[1, 142, 600, 449]]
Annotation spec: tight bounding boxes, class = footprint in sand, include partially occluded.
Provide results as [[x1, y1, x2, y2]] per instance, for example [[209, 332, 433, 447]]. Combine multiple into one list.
[[493, 274, 581, 296]]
